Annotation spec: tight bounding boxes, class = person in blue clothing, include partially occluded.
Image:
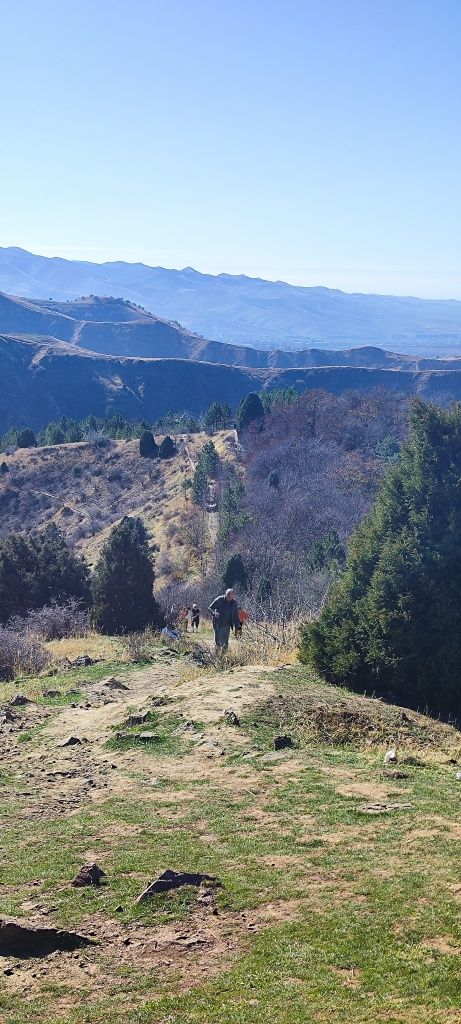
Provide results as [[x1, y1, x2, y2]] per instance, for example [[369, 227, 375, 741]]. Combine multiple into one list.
[[208, 588, 239, 651]]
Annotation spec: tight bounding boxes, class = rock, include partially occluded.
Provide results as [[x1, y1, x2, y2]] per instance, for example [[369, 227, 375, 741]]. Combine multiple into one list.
[[455, 772, 461, 781], [0, 708, 15, 723], [71, 863, 106, 887], [384, 748, 397, 764], [383, 769, 409, 780], [224, 710, 240, 726], [115, 731, 158, 743], [70, 656, 96, 668], [43, 690, 60, 698], [0, 917, 95, 957], [3, 967, 14, 976], [104, 677, 129, 691], [9, 694, 31, 707], [274, 734, 293, 751], [126, 712, 151, 727], [135, 869, 222, 903], [60, 736, 85, 747]]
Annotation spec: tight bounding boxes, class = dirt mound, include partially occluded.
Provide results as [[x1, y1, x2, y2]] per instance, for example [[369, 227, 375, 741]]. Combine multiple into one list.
[[253, 674, 461, 751]]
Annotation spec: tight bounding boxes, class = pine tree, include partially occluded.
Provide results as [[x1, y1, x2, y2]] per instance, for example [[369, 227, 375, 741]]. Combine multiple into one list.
[[299, 401, 461, 715], [158, 436, 177, 459], [91, 517, 162, 633], [139, 430, 158, 458], [16, 428, 37, 448], [222, 553, 248, 591], [236, 393, 264, 434]]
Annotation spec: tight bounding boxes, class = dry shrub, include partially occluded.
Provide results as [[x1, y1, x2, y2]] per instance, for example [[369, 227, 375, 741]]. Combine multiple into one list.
[[0, 627, 50, 680], [7, 600, 90, 641], [123, 628, 161, 663]]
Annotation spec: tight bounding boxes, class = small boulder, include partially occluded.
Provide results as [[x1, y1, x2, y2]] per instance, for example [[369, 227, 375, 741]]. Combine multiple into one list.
[[9, 695, 31, 707], [71, 656, 95, 668], [384, 748, 397, 764], [224, 710, 240, 726], [136, 869, 222, 903], [60, 736, 85, 747], [71, 863, 106, 887], [274, 734, 293, 751], [104, 677, 129, 691]]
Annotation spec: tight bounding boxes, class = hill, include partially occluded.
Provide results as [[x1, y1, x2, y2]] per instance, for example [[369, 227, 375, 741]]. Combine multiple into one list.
[[0, 652, 460, 1024], [2, 246, 461, 352], [0, 431, 239, 586], [4, 333, 461, 433]]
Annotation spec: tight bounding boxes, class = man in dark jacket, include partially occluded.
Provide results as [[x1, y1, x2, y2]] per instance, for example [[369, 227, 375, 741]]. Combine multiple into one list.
[[208, 588, 239, 650]]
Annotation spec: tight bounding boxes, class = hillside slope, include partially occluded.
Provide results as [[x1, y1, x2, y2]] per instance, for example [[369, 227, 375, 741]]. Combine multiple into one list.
[[2, 246, 461, 351], [5, 292, 461, 371], [0, 431, 239, 585], [3, 333, 461, 431]]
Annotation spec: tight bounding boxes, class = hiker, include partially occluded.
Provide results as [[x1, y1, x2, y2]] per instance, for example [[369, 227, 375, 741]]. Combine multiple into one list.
[[235, 606, 249, 639], [191, 603, 200, 631], [208, 588, 239, 651]]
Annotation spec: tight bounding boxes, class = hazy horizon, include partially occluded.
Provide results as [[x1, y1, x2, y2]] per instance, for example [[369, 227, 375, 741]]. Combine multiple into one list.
[[2, 243, 461, 305]]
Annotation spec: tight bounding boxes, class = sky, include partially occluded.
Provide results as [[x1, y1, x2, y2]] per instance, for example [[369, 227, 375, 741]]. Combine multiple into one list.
[[1, 0, 460, 298]]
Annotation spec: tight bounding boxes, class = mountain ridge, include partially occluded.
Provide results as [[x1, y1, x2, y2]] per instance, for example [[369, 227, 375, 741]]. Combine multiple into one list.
[[3, 332, 461, 434], [4, 290, 461, 371], [2, 247, 461, 352]]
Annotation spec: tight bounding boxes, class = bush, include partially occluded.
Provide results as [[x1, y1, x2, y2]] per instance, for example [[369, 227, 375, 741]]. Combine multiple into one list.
[[16, 428, 37, 449], [0, 627, 50, 680], [223, 553, 248, 591], [0, 525, 91, 624], [8, 599, 90, 641], [139, 430, 158, 458], [299, 401, 461, 716], [158, 436, 177, 459], [236, 393, 264, 434]]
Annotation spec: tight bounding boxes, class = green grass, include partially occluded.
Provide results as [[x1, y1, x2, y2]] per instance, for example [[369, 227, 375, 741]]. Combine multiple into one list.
[[1, 663, 461, 1023], [106, 709, 194, 757]]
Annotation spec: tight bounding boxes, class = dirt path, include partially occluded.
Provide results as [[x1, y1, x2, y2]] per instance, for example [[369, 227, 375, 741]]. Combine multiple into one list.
[[1, 660, 277, 822]]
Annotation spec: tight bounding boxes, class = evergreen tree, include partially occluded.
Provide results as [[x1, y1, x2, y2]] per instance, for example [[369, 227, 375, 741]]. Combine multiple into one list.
[[222, 553, 248, 591], [299, 401, 461, 715], [191, 463, 208, 505], [16, 428, 37, 448], [201, 441, 219, 476], [91, 517, 162, 633], [218, 473, 248, 541], [307, 530, 346, 571], [0, 462, 8, 475], [203, 402, 231, 432], [267, 470, 280, 489], [139, 430, 158, 458], [158, 436, 177, 459], [0, 526, 90, 623], [236, 393, 264, 434], [32, 524, 91, 609]]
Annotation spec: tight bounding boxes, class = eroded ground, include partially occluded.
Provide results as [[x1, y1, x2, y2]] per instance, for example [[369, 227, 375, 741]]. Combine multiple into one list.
[[0, 655, 460, 1024]]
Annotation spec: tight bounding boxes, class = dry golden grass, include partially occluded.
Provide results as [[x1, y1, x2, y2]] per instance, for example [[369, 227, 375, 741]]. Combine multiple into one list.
[[45, 632, 128, 664]]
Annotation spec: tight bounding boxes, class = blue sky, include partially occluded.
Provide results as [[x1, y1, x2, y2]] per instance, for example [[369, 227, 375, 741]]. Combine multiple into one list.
[[1, 0, 460, 297]]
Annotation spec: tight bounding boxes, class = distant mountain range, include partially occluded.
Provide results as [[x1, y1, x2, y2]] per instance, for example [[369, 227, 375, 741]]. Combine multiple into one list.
[[2, 246, 461, 352]]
